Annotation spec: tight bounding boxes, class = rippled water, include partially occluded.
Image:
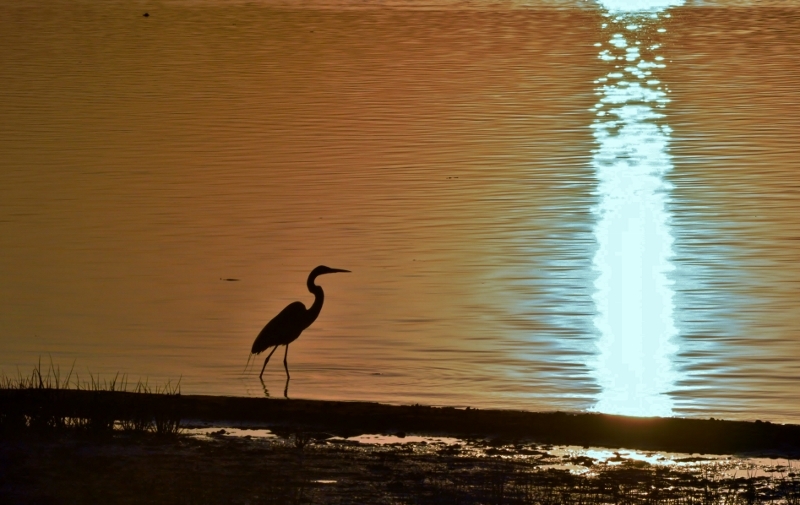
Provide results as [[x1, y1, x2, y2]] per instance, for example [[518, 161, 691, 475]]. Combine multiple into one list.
[[2, 0, 799, 423]]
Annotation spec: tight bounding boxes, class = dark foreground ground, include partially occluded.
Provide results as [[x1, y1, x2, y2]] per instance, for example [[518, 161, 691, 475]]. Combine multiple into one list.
[[2, 390, 800, 504], [4, 427, 800, 505]]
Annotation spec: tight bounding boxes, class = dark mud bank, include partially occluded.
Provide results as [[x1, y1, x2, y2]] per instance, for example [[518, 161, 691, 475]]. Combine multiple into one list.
[[4, 389, 799, 455], [183, 395, 800, 455]]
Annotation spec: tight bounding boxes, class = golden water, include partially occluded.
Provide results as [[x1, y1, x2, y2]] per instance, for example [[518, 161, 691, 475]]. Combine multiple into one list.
[[2, 0, 799, 423]]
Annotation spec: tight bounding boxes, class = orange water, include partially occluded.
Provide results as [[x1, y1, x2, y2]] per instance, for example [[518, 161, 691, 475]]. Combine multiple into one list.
[[2, 0, 799, 423]]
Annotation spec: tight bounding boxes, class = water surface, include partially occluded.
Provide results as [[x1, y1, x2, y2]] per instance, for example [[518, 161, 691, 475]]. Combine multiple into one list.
[[2, 0, 799, 423]]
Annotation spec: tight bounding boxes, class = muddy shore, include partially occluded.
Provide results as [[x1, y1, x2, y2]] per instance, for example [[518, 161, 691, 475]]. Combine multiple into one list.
[[7, 427, 799, 505], [3, 389, 800, 455], [4, 390, 800, 504], [178, 394, 800, 456]]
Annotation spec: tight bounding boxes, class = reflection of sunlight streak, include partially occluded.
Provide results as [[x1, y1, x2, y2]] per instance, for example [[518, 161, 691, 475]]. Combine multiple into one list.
[[589, 3, 681, 417], [596, 0, 684, 13]]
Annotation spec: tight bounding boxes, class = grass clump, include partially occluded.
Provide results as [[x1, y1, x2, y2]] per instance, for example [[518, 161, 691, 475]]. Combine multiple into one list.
[[0, 358, 182, 437]]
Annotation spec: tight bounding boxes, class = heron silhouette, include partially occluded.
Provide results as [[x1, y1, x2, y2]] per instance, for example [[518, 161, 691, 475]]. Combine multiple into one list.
[[248, 265, 350, 383]]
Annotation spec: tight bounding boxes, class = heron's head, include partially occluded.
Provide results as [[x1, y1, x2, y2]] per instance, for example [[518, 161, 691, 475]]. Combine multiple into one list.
[[310, 265, 351, 279]]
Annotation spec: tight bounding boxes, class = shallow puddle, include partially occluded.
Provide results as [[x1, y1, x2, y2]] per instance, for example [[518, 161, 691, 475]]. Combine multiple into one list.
[[334, 434, 462, 446], [182, 422, 797, 479], [183, 424, 278, 439]]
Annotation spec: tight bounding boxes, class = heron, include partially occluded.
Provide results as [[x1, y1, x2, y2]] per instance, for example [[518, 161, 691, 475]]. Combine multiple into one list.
[[249, 265, 350, 380]]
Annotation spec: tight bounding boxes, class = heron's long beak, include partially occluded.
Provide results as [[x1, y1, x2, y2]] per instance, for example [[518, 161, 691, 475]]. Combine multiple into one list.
[[329, 268, 350, 274]]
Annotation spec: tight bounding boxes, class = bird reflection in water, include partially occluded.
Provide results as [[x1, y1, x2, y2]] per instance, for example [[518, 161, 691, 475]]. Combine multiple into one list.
[[248, 265, 350, 398], [258, 375, 290, 399], [259, 376, 274, 398]]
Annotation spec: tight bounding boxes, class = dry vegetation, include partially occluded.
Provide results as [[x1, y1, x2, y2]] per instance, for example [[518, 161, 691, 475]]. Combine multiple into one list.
[[0, 359, 182, 436]]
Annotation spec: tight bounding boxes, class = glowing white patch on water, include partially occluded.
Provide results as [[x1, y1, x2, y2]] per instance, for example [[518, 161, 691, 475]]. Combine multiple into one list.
[[596, 0, 684, 13], [590, 2, 680, 417], [548, 446, 795, 478]]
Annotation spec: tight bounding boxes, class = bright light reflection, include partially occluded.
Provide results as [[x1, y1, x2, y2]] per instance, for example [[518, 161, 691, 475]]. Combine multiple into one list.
[[596, 0, 684, 12], [589, 1, 682, 417]]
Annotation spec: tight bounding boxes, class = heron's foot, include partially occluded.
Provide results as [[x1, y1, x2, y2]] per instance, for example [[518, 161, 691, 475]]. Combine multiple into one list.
[[283, 376, 290, 399]]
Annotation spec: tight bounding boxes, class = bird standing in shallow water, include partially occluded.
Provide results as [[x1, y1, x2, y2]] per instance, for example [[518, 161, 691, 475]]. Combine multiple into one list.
[[249, 266, 350, 384]]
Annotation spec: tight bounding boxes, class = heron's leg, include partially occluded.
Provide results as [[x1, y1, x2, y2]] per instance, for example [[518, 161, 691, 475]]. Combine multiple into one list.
[[283, 345, 290, 379], [259, 345, 279, 379]]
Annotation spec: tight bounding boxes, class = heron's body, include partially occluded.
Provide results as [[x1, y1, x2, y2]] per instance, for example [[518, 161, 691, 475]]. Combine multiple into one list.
[[250, 265, 349, 380], [251, 301, 316, 353]]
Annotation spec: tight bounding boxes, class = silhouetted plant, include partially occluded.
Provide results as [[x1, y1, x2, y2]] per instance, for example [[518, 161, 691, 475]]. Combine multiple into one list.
[[0, 360, 182, 436]]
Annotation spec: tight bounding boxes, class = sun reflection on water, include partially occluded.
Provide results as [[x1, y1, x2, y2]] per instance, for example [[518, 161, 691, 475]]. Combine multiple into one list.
[[590, 0, 684, 417]]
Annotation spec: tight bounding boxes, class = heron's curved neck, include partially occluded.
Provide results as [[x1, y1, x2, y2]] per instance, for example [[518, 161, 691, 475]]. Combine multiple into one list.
[[306, 276, 324, 323]]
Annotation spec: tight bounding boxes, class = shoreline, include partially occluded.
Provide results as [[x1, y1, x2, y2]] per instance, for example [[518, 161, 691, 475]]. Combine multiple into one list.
[[5, 389, 800, 503], [3, 389, 799, 456], [182, 394, 800, 456]]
